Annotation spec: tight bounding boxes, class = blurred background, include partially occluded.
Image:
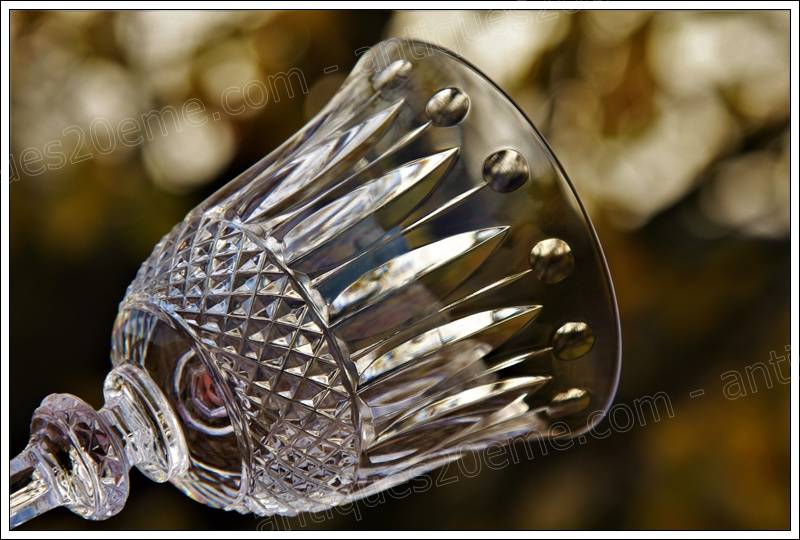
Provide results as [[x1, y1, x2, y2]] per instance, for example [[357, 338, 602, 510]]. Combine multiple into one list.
[[9, 10, 790, 530]]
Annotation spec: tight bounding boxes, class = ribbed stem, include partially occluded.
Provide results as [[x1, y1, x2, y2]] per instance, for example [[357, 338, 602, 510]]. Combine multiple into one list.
[[9, 364, 189, 528], [10, 445, 62, 528]]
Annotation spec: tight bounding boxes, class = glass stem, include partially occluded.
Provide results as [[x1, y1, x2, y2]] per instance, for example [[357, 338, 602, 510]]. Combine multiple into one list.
[[9, 364, 189, 528], [10, 445, 62, 528]]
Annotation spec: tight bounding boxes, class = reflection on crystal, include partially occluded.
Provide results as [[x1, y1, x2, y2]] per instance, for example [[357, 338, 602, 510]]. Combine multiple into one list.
[[482, 148, 530, 192], [482, 348, 551, 379], [313, 183, 487, 290], [530, 238, 574, 284], [329, 227, 509, 322], [358, 306, 541, 384], [372, 59, 412, 91], [378, 376, 551, 442], [242, 99, 405, 223], [284, 147, 459, 269], [547, 388, 591, 419], [553, 321, 595, 360], [425, 87, 470, 126]]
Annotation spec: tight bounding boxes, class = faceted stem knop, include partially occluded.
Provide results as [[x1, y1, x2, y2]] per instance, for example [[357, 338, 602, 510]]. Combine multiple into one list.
[[10, 364, 189, 528]]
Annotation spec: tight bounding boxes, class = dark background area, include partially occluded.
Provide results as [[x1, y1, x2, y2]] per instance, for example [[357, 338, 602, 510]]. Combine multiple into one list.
[[10, 10, 790, 530]]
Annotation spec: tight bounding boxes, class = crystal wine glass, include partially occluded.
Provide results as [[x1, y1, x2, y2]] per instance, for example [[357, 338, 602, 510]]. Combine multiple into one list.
[[10, 38, 621, 528]]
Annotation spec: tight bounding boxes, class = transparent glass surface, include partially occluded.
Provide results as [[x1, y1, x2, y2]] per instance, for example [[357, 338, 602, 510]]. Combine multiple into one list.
[[12, 38, 621, 525]]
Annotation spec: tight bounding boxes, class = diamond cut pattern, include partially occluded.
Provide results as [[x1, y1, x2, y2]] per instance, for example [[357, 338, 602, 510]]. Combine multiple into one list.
[[31, 394, 130, 519], [127, 216, 357, 515]]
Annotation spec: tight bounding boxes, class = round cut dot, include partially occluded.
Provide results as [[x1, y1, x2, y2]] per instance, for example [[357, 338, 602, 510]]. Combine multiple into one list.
[[530, 238, 574, 284], [547, 388, 590, 418], [425, 87, 470, 126], [553, 321, 594, 360], [372, 59, 412, 91], [482, 149, 529, 192]]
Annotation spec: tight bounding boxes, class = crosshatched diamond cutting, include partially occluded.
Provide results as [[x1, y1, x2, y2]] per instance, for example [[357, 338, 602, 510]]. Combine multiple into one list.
[[128, 214, 358, 515]]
